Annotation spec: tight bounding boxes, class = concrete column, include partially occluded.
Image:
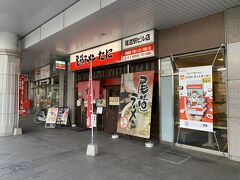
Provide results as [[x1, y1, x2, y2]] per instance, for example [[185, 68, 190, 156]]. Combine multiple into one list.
[[67, 71, 75, 125], [0, 32, 20, 136], [58, 71, 64, 107], [225, 6, 240, 161]]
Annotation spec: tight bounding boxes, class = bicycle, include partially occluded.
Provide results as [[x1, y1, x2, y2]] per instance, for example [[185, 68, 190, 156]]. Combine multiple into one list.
[[34, 106, 48, 124]]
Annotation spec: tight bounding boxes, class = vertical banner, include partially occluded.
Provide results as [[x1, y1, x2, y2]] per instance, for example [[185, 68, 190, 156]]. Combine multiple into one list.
[[86, 61, 93, 128], [19, 74, 26, 116], [117, 71, 154, 139], [179, 66, 213, 132]]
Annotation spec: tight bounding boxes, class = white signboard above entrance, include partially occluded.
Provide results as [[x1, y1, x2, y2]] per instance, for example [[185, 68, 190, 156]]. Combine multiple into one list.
[[35, 64, 51, 81], [122, 30, 155, 61], [122, 30, 154, 50]]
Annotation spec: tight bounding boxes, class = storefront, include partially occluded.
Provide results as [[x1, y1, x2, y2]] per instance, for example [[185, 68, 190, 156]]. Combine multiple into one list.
[[70, 12, 229, 155], [71, 30, 160, 140], [160, 47, 227, 154], [31, 61, 67, 109], [156, 12, 229, 155]]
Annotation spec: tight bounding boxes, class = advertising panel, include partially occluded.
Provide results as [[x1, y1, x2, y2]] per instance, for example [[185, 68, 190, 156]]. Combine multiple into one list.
[[56, 107, 69, 125], [35, 64, 51, 81], [46, 108, 58, 124], [55, 61, 66, 70], [122, 30, 155, 61], [179, 66, 213, 132], [70, 41, 122, 71], [117, 71, 154, 139]]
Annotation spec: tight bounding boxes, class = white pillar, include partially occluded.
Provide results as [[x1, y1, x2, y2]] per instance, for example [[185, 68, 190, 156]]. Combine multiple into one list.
[[225, 6, 240, 161], [67, 71, 76, 126], [0, 32, 20, 136]]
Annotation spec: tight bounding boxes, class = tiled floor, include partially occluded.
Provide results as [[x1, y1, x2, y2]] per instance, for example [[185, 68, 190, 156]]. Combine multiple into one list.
[[0, 118, 239, 180]]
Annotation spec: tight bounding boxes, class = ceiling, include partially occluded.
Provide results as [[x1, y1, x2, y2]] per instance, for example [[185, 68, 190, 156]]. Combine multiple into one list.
[[0, 0, 79, 36], [18, 0, 240, 73]]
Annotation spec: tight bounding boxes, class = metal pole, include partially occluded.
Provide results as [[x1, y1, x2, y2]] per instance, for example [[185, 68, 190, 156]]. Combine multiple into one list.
[[213, 131, 221, 152], [90, 60, 94, 145], [158, 59, 162, 141], [176, 126, 181, 143]]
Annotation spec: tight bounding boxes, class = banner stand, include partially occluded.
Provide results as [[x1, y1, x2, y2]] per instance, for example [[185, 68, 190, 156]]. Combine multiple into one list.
[[86, 60, 98, 157], [45, 123, 56, 128], [176, 126, 220, 152]]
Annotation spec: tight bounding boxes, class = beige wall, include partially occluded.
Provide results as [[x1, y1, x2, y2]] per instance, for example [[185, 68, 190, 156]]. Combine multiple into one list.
[[158, 12, 225, 57]]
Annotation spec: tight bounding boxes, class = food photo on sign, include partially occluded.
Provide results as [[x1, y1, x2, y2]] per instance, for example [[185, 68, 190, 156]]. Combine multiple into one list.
[[117, 71, 154, 139]]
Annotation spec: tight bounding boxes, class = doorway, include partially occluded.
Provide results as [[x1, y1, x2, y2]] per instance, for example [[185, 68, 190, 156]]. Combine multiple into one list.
[[105, 86, 120, 133]]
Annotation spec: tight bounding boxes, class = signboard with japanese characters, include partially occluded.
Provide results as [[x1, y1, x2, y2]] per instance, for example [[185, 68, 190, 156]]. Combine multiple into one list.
[[35, 64, 51, 81], [179, 66, 213, 132], [55, 61, 66, 70], [122, 30, 155, 61], [19, 74, 26, 116], [70, 41, 122, 71], [117, 71, 154, 139], [109, 97, 119, 106]]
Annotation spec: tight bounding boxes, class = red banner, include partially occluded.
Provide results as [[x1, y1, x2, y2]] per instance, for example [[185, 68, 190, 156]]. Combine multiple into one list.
[[86, 61, 93, 128], [19, 74, 26, 116], [77, 80, 100, 100]]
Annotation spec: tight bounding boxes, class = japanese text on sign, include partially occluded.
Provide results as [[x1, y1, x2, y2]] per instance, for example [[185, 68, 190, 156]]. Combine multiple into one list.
[[76, 49, 113, 66], [130, 75, 149, 129]]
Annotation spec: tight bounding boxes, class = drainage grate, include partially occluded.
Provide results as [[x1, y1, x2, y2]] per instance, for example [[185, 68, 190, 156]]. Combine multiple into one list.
[[155, 151, 191, 165]]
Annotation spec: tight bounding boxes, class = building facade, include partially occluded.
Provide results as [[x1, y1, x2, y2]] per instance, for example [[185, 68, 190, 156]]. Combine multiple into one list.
[[0, 1, 240, 161]]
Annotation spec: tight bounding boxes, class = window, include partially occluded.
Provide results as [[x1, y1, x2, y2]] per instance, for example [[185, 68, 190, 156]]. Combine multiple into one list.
[[172, 49, 227, 152]]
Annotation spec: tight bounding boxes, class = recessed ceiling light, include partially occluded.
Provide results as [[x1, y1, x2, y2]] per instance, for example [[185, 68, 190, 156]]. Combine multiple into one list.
[[217, 58, 224, 61]]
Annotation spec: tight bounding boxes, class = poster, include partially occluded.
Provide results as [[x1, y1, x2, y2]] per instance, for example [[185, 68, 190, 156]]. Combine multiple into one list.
[[96, 99, 106, 107], [109, 97, 119, 106], [56, 108, 69, 125], [117, 71, 154, 139], [46, 108, 58, 124], [179, 66, 213, 132]]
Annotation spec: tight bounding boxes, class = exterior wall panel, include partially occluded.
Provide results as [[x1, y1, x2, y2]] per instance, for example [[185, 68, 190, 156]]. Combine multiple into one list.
[[23, 28, 41, 49], [64, 0, 100, 27], [41, 13, 64, 40], [158, 13, 225, 57]]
